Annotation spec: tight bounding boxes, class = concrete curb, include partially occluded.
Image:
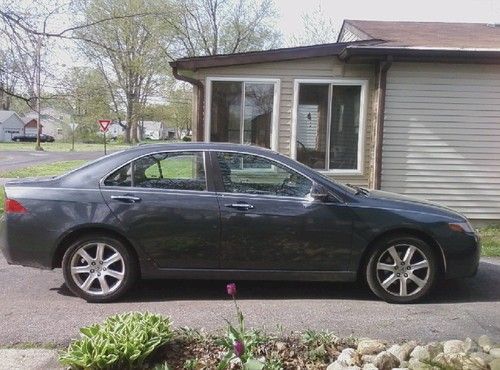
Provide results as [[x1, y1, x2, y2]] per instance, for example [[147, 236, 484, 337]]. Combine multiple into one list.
[[0, 349, 62, 370]]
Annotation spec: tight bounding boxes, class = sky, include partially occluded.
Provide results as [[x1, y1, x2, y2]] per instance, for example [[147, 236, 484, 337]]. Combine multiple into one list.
[[275, 0, 500, 38]]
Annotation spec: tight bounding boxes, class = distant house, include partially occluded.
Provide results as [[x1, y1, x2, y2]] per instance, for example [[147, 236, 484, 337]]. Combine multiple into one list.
[[108, 120, 174, 140], [0, 110, 25, 142], [22, 118, 42, 135], [171, 20, 500, 221], [23, 108, 69, 139]]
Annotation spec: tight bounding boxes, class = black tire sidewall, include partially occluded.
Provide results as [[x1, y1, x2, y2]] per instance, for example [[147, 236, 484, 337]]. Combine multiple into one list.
[[62, 234, 137, 303], [366, 236, 437, 304]]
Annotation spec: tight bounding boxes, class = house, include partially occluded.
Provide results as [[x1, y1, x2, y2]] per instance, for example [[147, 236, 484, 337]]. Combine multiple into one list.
[[23, 108, 69, 139], [108, 120, 175, 140], [0, 110, 25, 141], [170, 20, 500, 221], [22, 118, 42, 135]]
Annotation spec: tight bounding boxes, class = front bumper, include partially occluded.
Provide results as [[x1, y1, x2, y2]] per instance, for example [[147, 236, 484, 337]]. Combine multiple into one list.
[[442, 230, 481, 279]]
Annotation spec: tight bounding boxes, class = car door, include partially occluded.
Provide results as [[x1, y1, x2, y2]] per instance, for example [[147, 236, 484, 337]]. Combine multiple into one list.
[[211, 151, 352, 271], [100, 150, 220, 269]]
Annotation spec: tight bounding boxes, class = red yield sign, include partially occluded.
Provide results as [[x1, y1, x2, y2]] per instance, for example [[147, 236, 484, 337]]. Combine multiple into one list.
[[98, 119, 112, 132]]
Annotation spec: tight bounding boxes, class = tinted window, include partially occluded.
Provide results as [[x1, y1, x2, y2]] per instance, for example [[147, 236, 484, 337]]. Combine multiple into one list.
[[104, 163, 132, 187], [133, 152, 206, 191], [216, 152, 312, 198]]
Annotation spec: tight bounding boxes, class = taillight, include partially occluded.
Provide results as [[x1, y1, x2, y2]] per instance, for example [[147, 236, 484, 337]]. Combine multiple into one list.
[[4, 198, 28, 214]]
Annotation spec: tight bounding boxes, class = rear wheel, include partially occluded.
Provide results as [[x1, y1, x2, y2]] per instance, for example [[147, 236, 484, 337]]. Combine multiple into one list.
[[62, 234, 137, 302], [366, 236, 437, 303]]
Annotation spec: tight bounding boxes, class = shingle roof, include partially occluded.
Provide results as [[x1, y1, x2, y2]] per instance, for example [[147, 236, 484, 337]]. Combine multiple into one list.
[[343, 20, 500, 49], [0, 110, 18, 123]]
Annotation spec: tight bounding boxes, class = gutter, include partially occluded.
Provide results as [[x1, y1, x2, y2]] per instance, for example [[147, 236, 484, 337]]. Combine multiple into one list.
[[171, 66, 205, 142], [373, 57, 392, 190]]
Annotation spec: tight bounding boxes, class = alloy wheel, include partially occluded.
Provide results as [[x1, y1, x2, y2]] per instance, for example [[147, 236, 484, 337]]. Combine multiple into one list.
[[376, 244, 430, 297], [70, 242, 125, 296]]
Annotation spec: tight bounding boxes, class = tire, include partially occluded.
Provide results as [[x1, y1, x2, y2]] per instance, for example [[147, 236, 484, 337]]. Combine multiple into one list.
[[62, 234, 137, 303], [366, 235, 437, 303]]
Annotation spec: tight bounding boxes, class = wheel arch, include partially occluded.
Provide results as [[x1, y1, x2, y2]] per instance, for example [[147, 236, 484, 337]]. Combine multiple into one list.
[[52, 226, 141, 275], [357, 227, 446, 280]]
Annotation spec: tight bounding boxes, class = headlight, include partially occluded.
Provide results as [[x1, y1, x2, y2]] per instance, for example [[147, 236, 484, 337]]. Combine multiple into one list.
[[448, 221, 475, 234]]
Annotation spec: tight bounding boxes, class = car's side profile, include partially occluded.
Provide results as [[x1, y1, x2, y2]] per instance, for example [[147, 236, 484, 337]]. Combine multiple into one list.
[[0, 143, 480, 303]]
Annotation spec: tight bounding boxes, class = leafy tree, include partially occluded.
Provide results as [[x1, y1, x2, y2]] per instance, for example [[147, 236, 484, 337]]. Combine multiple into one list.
[[164, 0, 281, 58], [287, 4, 337, 46], [75, 0, 169, 144]]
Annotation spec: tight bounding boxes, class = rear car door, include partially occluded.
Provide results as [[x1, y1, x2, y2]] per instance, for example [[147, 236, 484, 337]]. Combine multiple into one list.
[[100, 150, 220, 269], [211, 151, 352, 271]]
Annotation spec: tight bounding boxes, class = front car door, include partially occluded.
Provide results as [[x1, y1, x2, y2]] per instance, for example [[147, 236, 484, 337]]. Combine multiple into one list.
[[211, 151, 352, 271], [100, 150, 220, 269]]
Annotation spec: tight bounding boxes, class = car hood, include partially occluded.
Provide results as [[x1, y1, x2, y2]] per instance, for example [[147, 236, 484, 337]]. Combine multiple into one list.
[[365, 189, 465, 220]]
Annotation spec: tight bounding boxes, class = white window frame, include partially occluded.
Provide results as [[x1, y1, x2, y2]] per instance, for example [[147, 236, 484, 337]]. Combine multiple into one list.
[[291, 78, 368, 175], [204, 77, 281, 151]]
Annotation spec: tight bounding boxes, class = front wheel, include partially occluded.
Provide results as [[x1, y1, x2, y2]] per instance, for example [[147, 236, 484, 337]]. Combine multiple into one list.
[[62, 234, 137, 302], [366, 236, 437, 303]]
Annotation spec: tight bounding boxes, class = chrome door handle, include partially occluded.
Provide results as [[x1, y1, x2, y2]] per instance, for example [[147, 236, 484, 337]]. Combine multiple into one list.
[[225, 203, 254, 210], [110, 195, 142, 203]]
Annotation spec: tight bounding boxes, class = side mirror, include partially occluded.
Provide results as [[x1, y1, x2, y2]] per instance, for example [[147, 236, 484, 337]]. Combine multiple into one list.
[[310, 183, 329, 201]]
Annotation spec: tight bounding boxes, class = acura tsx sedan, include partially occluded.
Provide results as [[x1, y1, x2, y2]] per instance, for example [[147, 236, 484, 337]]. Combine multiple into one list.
[[0, 143, 480, 303]]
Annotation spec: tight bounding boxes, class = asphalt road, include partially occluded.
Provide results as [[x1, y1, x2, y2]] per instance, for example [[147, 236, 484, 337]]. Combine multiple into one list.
[[0, 150, 104, 173], [0, 255, 498, 346]]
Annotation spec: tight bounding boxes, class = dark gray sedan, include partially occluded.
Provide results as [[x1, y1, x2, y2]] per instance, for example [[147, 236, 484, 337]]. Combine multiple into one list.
[[0, 143, 480, 303]]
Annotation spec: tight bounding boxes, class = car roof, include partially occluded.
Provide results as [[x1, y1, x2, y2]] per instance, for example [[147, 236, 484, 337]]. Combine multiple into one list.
[[124, 142, 280, 156]]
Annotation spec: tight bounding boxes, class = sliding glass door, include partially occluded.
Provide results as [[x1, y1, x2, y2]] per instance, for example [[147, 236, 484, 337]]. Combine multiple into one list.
[[295, 80, 365, 173], [209, 80, 276, 149]]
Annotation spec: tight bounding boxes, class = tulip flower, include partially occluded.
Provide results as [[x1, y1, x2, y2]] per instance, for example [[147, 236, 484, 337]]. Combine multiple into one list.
[[226, 283, 237, 297], [233, 340, 244, 358]]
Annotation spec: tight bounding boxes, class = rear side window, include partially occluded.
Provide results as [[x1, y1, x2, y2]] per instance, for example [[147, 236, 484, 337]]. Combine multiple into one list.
[[104, 163, 132, 187], [104, 151, 207, 191]]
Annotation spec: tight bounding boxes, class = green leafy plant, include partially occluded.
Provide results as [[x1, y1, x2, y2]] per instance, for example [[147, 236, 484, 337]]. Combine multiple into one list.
[[59, 312, 173, 369]]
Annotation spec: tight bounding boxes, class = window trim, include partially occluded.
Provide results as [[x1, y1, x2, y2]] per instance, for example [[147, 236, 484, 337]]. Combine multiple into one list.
[[291, 78, 368, 175], [204, 76, 281, 151]]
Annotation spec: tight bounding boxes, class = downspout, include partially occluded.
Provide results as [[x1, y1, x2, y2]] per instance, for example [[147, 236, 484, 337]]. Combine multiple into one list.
[[373, 57, 392, 190], [171, 66, 205, 142]]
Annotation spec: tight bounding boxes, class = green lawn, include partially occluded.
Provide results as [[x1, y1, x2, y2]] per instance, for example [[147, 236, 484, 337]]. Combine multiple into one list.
[[478, 226, 500, 257], [0, 141, 132, 152], [0, 160, 88, 178]]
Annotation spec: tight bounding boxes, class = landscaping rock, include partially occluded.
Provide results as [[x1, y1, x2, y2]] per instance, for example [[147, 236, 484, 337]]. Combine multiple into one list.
[[374, 350, 400, 370], [490, 347, 500, 358], [478, 335, 493, 352], [408, 357, 428, 370], [335, 348, 361, 367], [424, 341, 443, 359], [361, 354, 377, 364], [470, 351, 494, 364], [490, 358, 500, 370], [327, 362, 361, 370], [357, 339, 386, 355], [464, 337, 479, 354], [361, 364, 377, 370], [443, 339, 465, 354], [410, 345, 430, 362]]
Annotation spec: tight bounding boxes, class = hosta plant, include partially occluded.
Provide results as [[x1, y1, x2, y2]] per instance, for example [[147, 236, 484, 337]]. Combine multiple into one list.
[[59, 312, 173, 369]]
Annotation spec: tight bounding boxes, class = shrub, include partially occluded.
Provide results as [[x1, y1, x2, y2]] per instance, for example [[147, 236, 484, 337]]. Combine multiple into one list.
[[59, 312, 173, 369], [182, 136, 192, 142]]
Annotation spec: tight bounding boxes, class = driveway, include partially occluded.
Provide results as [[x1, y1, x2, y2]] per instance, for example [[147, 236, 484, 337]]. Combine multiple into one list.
[[0, 255, 498, 346], [0, 150, 104, 173]]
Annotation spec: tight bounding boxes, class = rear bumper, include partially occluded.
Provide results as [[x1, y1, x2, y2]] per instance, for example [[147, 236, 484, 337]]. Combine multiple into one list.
[[0, 214, 54, 269]]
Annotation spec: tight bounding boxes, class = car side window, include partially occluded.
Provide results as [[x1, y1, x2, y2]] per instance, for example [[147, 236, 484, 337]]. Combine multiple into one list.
[[133, 152, 206, 191], [104, 163, 132, 187], [216, 152, 312, 198]]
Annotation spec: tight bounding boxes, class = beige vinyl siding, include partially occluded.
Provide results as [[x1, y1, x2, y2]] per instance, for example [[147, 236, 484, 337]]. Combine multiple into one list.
[[382, 62, 500, 219], [192, 57, 377, 187]]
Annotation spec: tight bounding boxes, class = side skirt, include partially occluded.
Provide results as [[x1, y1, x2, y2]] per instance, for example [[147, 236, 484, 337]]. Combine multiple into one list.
[[141, 268, 357, 282]]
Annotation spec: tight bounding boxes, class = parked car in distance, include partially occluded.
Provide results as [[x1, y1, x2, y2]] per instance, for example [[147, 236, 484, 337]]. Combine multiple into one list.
[[12, 133, 55, 142], [0, 143, 480, 303]]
